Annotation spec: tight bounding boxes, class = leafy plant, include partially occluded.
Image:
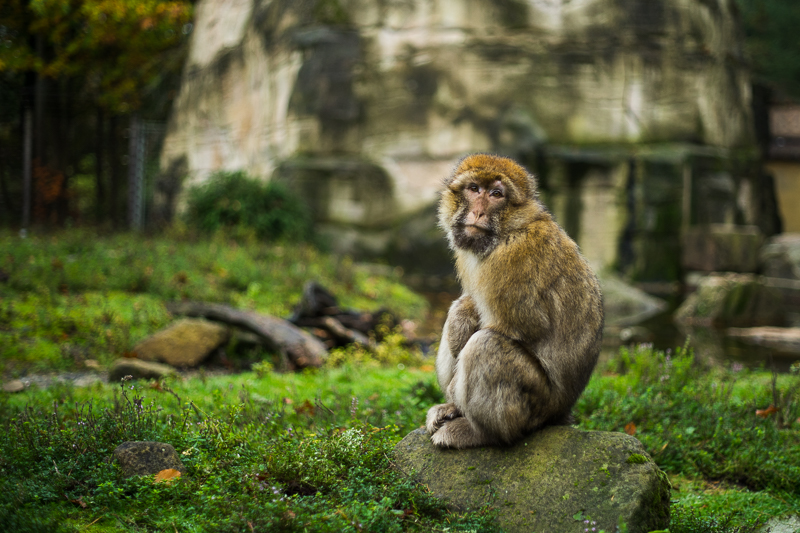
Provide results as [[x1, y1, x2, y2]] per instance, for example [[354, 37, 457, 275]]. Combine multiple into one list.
[[184, 171, 313, 242]]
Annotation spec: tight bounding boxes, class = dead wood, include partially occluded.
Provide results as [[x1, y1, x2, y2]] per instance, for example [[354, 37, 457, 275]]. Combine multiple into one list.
[[166, 301, 327, 370]]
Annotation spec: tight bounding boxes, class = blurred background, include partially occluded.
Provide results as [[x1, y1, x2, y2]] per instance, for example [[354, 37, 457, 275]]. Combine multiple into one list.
[[3, 0, 800, 365]]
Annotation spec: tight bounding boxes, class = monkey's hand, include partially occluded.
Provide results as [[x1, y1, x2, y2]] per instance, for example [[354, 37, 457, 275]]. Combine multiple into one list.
[[425, 403, 462, 435]]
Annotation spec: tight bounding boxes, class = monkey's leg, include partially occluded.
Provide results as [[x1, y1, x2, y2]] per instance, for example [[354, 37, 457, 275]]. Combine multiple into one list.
[[427, 296, 480, 435], [431, 329, 554, 449]]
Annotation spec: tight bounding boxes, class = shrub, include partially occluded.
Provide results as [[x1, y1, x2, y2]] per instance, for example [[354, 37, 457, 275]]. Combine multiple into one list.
[[184, 171, 312, 241]]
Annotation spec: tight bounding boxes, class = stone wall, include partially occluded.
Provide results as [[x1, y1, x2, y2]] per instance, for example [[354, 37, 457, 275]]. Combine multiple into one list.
[[160, 0, 763, 279]]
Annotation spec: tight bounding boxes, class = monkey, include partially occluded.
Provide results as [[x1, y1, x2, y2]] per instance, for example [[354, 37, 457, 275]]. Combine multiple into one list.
[[425, 154, 603, 449]]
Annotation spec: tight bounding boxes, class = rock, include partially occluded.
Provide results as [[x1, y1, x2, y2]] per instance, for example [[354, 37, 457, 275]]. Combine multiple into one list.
[[108, 358, 176, 383], [759, 514, 800, 533], [393, 427, 670, 533], [682, 225, 764, 273], [727, 327, 800, 354], [132, 318, 229, 368], [674, 273, 786, 327], [599, 274, 668, 327], [761, 233, 800, 281], [2, 380, 24, 393], [113, 441, 187, 478], [158, 0, 759, 276]]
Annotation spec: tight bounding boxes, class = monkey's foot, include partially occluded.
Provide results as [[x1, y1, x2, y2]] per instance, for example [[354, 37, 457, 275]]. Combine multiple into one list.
[[429, 417, 487, 449], [425, 403, 462, 435]]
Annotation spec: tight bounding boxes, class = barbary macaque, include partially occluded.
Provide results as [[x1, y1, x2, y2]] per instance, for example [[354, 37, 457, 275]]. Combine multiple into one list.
[[426, 154, 603, 449]]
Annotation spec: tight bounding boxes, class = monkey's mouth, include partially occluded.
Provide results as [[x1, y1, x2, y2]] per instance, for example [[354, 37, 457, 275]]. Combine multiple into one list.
[[463, 224, 490, 236]]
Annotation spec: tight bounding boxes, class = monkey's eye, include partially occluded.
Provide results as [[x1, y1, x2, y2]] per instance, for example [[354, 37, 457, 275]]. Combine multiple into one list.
[[467, 184, 479, 192], [490, 189, 504, 198]]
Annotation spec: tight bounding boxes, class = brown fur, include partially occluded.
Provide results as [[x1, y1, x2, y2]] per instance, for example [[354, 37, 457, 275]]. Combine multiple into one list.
[[426, 154, 603, 449]]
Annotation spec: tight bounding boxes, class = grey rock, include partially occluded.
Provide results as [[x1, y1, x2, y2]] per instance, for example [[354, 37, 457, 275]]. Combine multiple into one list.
[[108, 358, 176, 383], [682, 225, 764, 273], [599, 274, 668, 327], [761, 233, 800, 280], [113, 441, 187, 478], [674, 273, 786, 327], [393, 426, 670, 533], [132, 318, 229, 368], [759, 514, 800, 533], [158, 0, 758, 277]]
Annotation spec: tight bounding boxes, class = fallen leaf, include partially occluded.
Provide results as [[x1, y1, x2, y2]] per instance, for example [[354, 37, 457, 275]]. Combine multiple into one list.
[[295, 399, 315, 416], [419, 364, 434, 372], [756, 405, 779, 418], [154, 468, 181, 484], [624, 422, 636, 436]]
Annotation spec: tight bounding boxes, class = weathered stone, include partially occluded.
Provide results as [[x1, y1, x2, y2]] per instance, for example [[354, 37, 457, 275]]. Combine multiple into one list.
[[727, 327, 800, 354], [599, 274, 668, 327], [132, 318, 229, 368], [674, 273, 786, 327], [393, 427, 670, 533], [2, 380, 24, 393], [761, 233, 800, 280], [682, 225, 764, 273], [759, 514, 800, 533], [159, 0, 761, 276], [108, 358, 177, 383], [113, 441, 187, 478]]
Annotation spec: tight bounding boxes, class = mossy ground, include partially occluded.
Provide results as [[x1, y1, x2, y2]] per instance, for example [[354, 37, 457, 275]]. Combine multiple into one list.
[[1, 230, 799, 532]]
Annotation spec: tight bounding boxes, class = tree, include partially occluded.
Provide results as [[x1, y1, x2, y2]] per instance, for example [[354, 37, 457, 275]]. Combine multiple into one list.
[[735, 0, 800, 99], [0, 0, 193, 227]]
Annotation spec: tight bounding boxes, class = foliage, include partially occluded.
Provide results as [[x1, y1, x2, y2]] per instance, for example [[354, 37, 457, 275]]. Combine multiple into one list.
[[184, 171, 314, 243], [576, 344, 800, 529], [0, 0, 193, 112], [326, 322, 427, 369], [0, 229, 427, 373], [735, 0, 800, 98], [0, 369, 504, 532]]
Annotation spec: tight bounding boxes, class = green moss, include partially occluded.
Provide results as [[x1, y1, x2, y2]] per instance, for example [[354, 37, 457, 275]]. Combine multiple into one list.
[[627, 453, 650, 465]]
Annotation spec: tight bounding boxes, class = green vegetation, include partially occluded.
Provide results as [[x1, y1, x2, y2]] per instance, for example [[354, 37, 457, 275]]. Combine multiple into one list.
[[184, 171, 314, 243], [2, 231, 800, 532], [0, 229, 425, 373]]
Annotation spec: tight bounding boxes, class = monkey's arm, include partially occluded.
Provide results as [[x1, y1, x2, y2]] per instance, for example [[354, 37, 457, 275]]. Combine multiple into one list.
[[427, 295, 480, 435], [444, 295, 481, 357]]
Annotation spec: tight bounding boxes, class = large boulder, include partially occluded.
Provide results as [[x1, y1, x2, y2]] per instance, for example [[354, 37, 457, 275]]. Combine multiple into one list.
[[674, 273, 786, 327], [393, 426, 670, 533], [132, 318, 229, 368]]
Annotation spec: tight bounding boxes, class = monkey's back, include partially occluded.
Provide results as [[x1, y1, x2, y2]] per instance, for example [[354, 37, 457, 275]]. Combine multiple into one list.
[[456, 208, 603, 406]]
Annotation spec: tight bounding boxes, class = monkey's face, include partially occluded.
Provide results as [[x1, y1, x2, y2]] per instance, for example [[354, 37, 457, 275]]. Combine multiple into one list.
[[440, 154, 538, 257], [449, 177, 506, 256]]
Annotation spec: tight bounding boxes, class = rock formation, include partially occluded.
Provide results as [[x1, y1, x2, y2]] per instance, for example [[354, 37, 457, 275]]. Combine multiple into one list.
[[393, 426, 670, 533], [160, 0, 771, 280]]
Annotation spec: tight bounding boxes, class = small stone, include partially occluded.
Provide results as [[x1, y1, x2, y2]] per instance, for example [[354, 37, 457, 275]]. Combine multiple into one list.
[[2, 380, 24, 393], [108, 358, 176, 383], [113, 441, 187, 478]]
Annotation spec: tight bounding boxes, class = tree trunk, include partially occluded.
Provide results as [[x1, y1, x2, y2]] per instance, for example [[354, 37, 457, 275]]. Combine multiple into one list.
[[109, 115, 121, 227], [95, 108, 105, 224]]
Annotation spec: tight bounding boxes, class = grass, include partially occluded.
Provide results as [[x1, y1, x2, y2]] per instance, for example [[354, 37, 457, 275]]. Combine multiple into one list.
[[2, 229, 800, 532], [0, 228, 426, 374]]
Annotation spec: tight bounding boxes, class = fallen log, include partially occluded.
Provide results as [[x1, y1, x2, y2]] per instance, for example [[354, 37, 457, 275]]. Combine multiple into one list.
[[289, 281, 395, 348], [166, 301, 327, 370]]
